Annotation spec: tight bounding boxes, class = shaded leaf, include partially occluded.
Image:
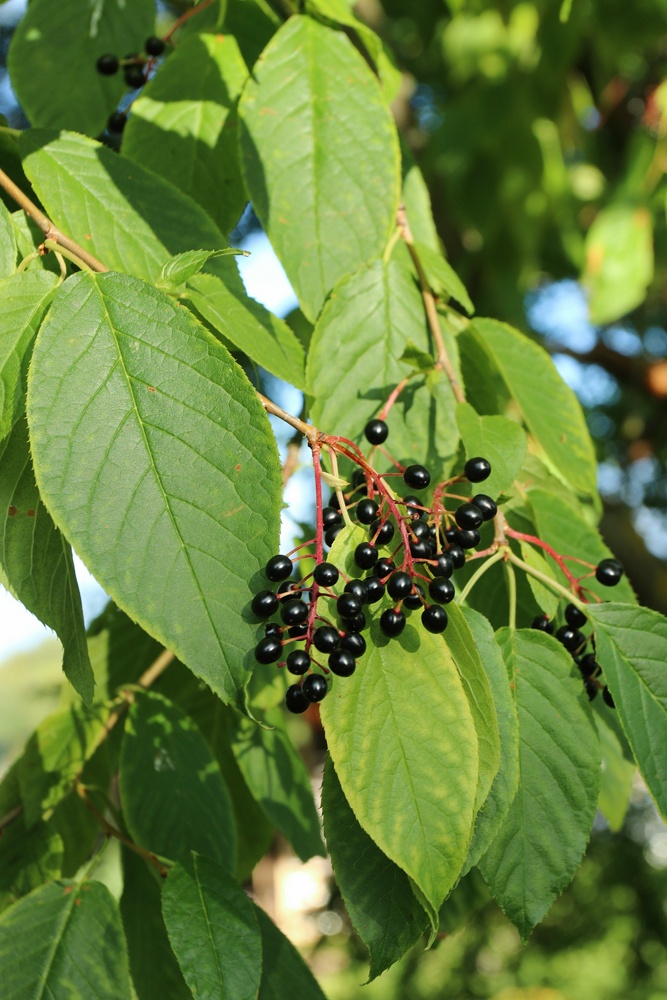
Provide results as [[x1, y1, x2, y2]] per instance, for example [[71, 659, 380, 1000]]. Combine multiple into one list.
[[596, 716, 635, 833], [414, 240, 474, 314], [0, 198, 15, 278], [120, 691, 237, 869], [27, 272, 282, 710], [255, 904, 327, 1000], [0, 818, 63, 913], [456, 402, 527, 497], [222, 0, 280, 69], [162, 852, 261, 1000], [239, 15, 400, 321]]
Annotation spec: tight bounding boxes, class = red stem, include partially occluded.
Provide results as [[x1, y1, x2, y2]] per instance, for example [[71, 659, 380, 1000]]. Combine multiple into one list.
[[504, 527, 582, 591]]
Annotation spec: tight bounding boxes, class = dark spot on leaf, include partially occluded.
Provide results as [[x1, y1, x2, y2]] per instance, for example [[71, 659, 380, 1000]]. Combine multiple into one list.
[[235, 464, 241, 472], [26, 509, 35, 517], [8, 506, 17, 516], [148, 386, 156, 392]]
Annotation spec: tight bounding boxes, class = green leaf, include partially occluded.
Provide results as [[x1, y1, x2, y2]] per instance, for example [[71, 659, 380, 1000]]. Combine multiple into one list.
[[471, 318, 598, 498], [17, 702, 108, 827], [308, 260, 460, 480], [239, 15, 400, 321], [519, 540, 559, 619], [0, 271, 57, 442], [178, 0, 227, 36], [322, 756, 428, 981], [414, 240, 474, 314], [0, 417, 93, 702], [399, 340, 435, 374], [459, 608, 519, 875], [120, 691, 237, 869], [222, 0, 280, 69], [320, 532, 479, 912], [589, 602, 667, 820], [10, 211, 61, 277], [227, 708, 325, 862], [156, 249, 248, 292], [8, 0, 154, 136], [455, 402, 528, 497], [583, 202, 653, 324], [161, 852, 262, 1000], [0, 879, 132, 999], [0, 818, 63, 912], [123, 33, 249, 235], [438, 868, 489, 935], [27, 272, 282, 710], [596, 716, 634, 832], [0, 198, 16, 278], [444, 603, 501, 812], [526, 489, 637, 605], [186, 271, 307, 389], [479, 629, 600, 939], [255, 904, 327, 1000], [120, 849, 191, 1000], [401, 155, 440, 253]]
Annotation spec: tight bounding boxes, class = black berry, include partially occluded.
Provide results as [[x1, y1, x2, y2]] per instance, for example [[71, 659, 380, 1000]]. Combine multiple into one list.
[[455, 528, 481, 550], [364, 576, 385, 603], [344, 579, 367, 602], [322, 506, 342, 528], [409, 538, 432, 560], [96, 53, 119, 75], [584, 679, 598, 701], [266, 554, 293, 581], [355, 542, 378, 570], [447, 544, 466, 569], [345, 611, 366, 632], [403, 584, 425, 610], [430, 552, 454, 578], [403, 465, 431, 490], [409, 520, 430, 540], [144, 35, 166, 56], [340, 632, 366, 657], [351, 468, 366, 489], [287, 625, 306, 640], [251, 590, 279, 618], [556, 626, 585, 652], [531, 614, 554, 634], [375, 558, 395, 579], [124, 63, 146, 89], [564, 603, 587, 629], [313, 561, 339, 587], [595, 558, 624, 587], [578, 653, 600, 677], [602, 686, 615, 708], [422, 604, 448, 634], [287, 650, 310, 675], [313, 626, 340, 653], [428, 577, 455, 604], [356, 498, 379, 525], [329, 649, 356, 676], [455, 503, 484, 531], [337, 593, 362, 619], [255, 637, 282, 664], [264, 622, 281, 637], [285, 684, 309, 714], [370, 519, 395, 546], [325, 524, 344, 547], [107, 111, 127, 133], [302, 674, 328, 703], [380, 608, 406, 637], [281, 600, 308, 626], [471, 494, 497, 521], [387, 571, 413, 601], [364, 418, 389, 445], [464, 457, 491, 483]]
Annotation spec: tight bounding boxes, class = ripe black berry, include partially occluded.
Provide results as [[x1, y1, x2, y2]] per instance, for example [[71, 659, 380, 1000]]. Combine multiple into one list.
[[428, 577, 455, 604], [556, 626, 585, 652], [564, 603, 587, 629], [287, 650, 310, 675], [409, 520, 430, 540], [355, 542, 378, 570], [344, 579, 367, 602], [322, 506, 342, 528], [455, 528, 481, 550], [584, 679, 598, 701], [251, 590, 279, 618], [265, 554, 293, 581], [387, 571, 413, 600], [107, 111, 127, 133], [464, 457, 491, 483], [264, 622, 281, 637], [578, 653, 600, 677], [124, 63, 146, 88], [364, 418, 389, 445], [380, 608, 406, 637], [325, 524, 343, 547], [403, 584, 425, 610], [285, 684, 309, 714], [96, 53, 119, 75], [409, 538, 431, 560], [356, 498, 379, 525], [281, 600, 308, 626], [403, 495, 426, 518], [364, 576, 385, 603], [340, 632, 366, 657], [370, 519, 395, 546], [422, 604, 448, 634], [144, 35, 166, 56], [337, 593, 362, 619], [313, 626, 340, 653], [595, 558, 624, 587], [447, 544, 466, 569], [255, 637, 282, 664], [351, 468, 366, 489], [531, 614, 554, 634], [287, 625, 306, 640], [403, 465, 431, 490], [455, 503, 484, 531], [345, 611, 366, 632], [313, 561, 339, 587], [471, 494, 497, 521], [329, 649, 356, 677], [430, 552, 454, 578], [602, 686, 615, 708], [375, 558, 395, 579], [302, 674, 328, 703]]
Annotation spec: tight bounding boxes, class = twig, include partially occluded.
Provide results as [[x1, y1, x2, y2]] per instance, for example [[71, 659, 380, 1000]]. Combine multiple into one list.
[[259, 392, 319, 443], [164, 0, 214, 43], [75, 781, 168, 876]]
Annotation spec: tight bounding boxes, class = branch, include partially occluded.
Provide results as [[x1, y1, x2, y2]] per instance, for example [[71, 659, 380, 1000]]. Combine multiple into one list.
[[258, 392, 320, 443], [75, 781, 168, 877]]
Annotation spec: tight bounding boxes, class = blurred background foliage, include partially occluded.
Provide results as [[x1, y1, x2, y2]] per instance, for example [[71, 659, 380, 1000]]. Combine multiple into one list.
[[2, 0, 667, 994]]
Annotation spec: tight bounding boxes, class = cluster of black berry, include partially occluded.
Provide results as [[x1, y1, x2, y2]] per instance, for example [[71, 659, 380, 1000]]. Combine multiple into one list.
[[531, 559, 624, 707], [251, 416, 499, 713], [95, 37, 166, 133]]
